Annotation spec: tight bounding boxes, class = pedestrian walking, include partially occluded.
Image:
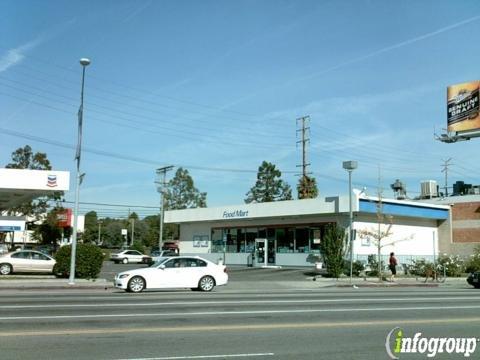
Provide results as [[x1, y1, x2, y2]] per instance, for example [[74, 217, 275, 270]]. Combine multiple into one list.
[[389, 252, 398, 282]]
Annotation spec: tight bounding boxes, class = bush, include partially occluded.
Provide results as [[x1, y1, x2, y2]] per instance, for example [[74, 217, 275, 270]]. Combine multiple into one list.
[[437, 254, 464, 277], [320, 224, 347, 278], [464, 246, 480, 273], [54, 244, 105, 279], [366, 254, 384, 277], [129, 241, 145, 254], [343, 260, 365, 277]]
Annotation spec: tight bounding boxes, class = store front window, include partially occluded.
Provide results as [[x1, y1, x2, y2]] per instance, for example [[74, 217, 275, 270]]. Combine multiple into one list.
[[210, 223, 332, 255]]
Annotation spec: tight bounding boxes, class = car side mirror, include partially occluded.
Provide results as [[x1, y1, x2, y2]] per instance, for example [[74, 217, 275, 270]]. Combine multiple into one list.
[[159, 264, 166, 270]]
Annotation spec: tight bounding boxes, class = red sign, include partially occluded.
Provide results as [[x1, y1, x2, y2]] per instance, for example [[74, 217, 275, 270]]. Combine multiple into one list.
[[57, 209, 72, 228]]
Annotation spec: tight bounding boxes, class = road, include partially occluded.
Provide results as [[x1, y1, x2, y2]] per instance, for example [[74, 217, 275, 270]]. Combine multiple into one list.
[[0, 286, 479, 360]]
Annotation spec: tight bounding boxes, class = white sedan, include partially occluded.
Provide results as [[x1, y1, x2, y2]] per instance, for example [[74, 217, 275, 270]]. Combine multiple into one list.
[[110, 250, 150, 264], [114, 256, 228, 293], [0, 250, 56, 275]]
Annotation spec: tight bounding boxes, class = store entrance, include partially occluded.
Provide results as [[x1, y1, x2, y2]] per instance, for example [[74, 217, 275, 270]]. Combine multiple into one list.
[[254, 238, 276, 267], [254, 238, 266, 267]]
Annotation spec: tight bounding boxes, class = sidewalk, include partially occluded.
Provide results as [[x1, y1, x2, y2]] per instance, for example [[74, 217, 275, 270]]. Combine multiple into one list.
[[0, 275, 110, 290], [0, 274, 469, 291]]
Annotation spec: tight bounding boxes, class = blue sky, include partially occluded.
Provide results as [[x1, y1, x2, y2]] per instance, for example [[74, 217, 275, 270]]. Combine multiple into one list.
[[1, 0, 480, 218]]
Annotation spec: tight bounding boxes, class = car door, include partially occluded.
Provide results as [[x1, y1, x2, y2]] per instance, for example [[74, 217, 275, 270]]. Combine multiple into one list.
[[158, 258, 191, 288], [183, 258, 209, 288], [126, 250, 143, 263], [30, 251, 55, 273], [10, 251, 32, 272]]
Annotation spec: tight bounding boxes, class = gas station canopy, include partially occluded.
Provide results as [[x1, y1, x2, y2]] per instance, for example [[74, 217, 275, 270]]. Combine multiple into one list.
[[0, 168, 70, 212]]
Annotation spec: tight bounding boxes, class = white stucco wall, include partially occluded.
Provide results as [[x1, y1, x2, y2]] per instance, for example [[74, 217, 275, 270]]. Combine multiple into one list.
[[353, 219, 438, 258]]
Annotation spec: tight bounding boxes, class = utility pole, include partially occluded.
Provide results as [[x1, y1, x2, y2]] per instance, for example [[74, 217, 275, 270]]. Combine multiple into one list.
[[296, 116, 311, 177], [97, 220, 102, 245], [155, 166, 174, 251], [441, 158, 452, 197], [130, 217, 135, 245], [296, 116, 312, 198]]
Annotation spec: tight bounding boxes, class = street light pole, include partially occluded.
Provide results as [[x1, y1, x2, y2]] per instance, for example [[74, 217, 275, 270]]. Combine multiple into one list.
[[343, 161, 357, 284], [97, 220, 102, 245], [69, 58, 90, 285], [155, 166, 174, 250]]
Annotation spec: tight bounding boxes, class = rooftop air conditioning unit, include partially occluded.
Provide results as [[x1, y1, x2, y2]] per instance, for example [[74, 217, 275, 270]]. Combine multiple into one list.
[[421, 180, 438, 199]]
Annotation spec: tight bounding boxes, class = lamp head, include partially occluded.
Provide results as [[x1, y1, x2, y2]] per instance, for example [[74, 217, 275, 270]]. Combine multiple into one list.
[[343, 160, 358, 171], [80, 58, 91, 66]]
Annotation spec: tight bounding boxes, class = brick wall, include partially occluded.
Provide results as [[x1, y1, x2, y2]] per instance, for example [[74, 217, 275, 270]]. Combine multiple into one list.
[[452, 202, 480, 220]]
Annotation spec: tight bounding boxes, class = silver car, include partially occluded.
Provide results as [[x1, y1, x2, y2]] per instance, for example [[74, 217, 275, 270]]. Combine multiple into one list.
[[0, 250, 56, 275]]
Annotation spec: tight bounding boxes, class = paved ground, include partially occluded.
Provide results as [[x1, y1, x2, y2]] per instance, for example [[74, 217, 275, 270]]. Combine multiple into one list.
[[0, 262, 472, 290], [0, 286, 479, 359]]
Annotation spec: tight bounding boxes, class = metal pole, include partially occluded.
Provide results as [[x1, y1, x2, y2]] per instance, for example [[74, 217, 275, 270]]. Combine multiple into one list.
[[131, 218, 135, 245], [159, 170, 166, 251], [348, 170, 353, 283], [156, 166, 173, 251], [97, 221, 102, 245], [69, 59, 90, 285]]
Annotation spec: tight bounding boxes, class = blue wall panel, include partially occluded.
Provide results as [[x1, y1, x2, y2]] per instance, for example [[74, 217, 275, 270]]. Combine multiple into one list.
[[359, 200, 448, 220]]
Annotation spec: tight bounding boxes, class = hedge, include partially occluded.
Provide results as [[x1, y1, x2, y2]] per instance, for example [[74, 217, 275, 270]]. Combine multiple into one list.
[[54, 244, 105, 279]]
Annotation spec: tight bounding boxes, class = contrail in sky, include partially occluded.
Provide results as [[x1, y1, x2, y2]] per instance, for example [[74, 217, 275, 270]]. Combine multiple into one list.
[[223, 14, 480, 109]]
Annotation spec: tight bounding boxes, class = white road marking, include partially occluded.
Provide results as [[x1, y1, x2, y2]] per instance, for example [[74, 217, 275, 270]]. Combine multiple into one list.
[[116, 353, 275, 360], [1, 304, 480, 321], [0, 296, 478, 309]]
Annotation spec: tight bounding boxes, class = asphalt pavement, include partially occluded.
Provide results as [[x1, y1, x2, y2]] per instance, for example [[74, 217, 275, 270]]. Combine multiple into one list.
[[0, 262, 472, 290], [0, 286, 479, 359]]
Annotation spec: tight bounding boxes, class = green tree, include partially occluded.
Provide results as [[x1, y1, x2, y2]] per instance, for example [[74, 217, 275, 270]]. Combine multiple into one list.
[[32, 207, 65, 249], [5, 145, 63, 218], [297, 175, 318, 199], [101, 219, 125, 248], [82, 211, 99, 244], [320, 223, 347, 278], [245, 161, 293, 203], [165, 168, 207, 210]]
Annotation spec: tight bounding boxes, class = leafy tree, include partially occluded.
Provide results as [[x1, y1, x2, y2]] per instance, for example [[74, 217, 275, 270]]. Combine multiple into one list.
[[165, 168, 207, 210], [297, 175, 318, 199], [82, 211, 99, 244], [101, 219, 125, 248], [320, 223, 347, 278], [245, 161, 293, 203], [32, 207, 66, 249], [5, 145, 63, 219]]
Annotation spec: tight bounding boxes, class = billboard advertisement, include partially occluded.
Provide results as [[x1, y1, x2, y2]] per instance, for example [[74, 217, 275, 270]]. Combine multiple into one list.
[[57, 208, 72, 228], [447, 81, 480, 133]]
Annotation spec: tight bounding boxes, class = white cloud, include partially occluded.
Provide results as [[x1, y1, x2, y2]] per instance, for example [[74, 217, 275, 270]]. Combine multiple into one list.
[[0, 38, 42, 73]]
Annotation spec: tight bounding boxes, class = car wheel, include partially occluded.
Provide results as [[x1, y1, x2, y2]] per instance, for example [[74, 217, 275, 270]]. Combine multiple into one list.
[[122, 258, 129, 264], [198, 276, 215, 292], [127, 276, 145, 293], [0, 263, 12, 275], [474, 284, 480, 289]]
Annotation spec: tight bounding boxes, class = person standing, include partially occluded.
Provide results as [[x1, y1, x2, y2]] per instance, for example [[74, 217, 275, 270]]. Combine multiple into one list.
[[389, 252, 398, 282]]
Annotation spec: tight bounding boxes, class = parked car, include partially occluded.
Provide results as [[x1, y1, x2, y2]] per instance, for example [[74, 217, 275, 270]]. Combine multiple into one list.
[[0, 250, 56, 275], [110, 250, 151, 264], [114, 256, 228, 293], [467, 271, 480, 288], [35, 244, 56, 256], [0, 243, 8, 255]]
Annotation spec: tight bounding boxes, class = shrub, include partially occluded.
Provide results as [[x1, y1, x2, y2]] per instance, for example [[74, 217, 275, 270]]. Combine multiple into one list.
[[343, 260, 365, 277], [320, 224, 347, 278], [437, 254, 464, 277], [54, 244, 105, 279], [129, 240, 145, 254], [366, 254, 384, 277], [464, 246, 480, 273]]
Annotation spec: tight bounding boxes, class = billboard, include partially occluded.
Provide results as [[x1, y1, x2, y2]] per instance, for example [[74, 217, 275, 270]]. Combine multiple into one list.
[[57, 208, 72, 228], [447, 80, 480, 133]]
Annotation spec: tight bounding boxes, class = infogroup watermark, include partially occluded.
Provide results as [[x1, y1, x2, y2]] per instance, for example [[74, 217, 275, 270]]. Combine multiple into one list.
[[385, 327, 478, 359]]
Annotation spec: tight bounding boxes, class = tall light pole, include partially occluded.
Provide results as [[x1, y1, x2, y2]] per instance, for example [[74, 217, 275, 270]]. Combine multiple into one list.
[[97, 220, 102, 245], [343, 160, 357, 283], [155, 166, 174, 250], [69, 57, 90, 285]]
